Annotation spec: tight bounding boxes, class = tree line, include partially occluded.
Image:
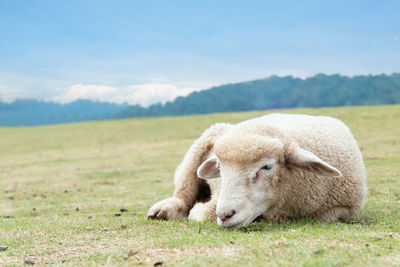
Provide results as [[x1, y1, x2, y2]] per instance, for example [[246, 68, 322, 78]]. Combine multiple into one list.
[[1, 73, 399, 126], [117, 73, 400, 117]]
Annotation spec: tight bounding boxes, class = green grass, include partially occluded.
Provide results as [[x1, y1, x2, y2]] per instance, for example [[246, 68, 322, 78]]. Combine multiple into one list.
[[1, 105, 399, 266]]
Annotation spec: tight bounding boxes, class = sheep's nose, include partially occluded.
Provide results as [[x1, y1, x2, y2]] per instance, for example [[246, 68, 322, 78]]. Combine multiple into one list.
[[217, 209, 236, 222]]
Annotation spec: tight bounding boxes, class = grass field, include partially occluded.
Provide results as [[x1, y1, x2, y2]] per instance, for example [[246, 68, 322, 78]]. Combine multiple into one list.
[[0, 105, 399, 266]]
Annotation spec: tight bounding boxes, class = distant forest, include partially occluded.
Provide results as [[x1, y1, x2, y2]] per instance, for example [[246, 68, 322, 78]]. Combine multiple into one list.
[[1, 73, 400, 126], [0, 100, 127, 127]]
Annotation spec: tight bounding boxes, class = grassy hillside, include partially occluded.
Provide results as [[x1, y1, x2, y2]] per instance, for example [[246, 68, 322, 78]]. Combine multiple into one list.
[[1, 105, 399, 266]]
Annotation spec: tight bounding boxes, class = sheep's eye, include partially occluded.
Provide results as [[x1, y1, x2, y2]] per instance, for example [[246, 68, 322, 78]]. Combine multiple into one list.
[[262, 164, 273, 170]]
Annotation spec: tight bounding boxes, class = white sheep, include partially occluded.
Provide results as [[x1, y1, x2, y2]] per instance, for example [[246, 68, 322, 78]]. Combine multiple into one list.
[[148, 113, 367, 229]]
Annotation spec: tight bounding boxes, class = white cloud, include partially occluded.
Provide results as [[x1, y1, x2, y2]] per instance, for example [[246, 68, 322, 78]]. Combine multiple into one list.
[[53, 84, 118, 104], [123, 83, 200, 107], [0, 72, 70, 102], [0, 85, 26, 102], [52, 83, 202, 107]]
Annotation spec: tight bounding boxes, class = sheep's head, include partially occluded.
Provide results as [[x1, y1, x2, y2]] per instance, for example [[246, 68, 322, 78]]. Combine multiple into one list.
[[197, 134, 342, 229]]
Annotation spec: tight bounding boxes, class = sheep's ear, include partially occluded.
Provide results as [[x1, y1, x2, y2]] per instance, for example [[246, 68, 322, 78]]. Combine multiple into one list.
[[197, 156, 221, 179], [286, 144, 342, 177]]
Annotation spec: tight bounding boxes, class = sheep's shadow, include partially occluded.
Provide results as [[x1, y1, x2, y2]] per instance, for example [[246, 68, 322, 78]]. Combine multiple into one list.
[[339, 215, 376, 226], [233, 214, 376, 233]]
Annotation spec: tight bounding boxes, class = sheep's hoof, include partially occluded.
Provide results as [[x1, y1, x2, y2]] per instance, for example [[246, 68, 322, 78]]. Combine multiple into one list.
[[188, 202, 217, 222], [147, 197, 187, 221], [188, 202, 207, 222], [263, 212, 292, 223]]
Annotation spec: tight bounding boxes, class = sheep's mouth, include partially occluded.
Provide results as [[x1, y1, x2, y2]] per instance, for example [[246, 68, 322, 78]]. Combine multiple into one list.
[[219, 218, 244, 229], [223, 216, 255, 230], [225, 222, 242, 229], [224, 214, 261, 230]]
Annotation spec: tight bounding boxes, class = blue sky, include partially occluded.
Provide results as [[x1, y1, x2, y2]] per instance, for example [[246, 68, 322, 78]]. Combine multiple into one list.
[[0, 0, 399, 105]]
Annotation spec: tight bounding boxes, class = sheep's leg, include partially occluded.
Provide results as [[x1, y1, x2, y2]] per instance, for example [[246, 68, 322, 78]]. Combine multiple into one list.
[[263, 211, 292, 223], [314, 206, 352, 223], [148, 123, 230, 221], [188, 199, 218, 222]]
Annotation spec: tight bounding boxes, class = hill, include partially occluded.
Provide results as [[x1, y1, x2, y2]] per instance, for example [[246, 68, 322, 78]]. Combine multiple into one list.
[[1, 73, 399, 126], [118, 73, 400, 117], [0, 100, 127, 127]]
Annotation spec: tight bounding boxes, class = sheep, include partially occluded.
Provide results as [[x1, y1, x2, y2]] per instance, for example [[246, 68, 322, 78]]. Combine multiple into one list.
[[148, 113, 367, 229]]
